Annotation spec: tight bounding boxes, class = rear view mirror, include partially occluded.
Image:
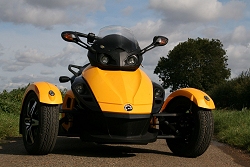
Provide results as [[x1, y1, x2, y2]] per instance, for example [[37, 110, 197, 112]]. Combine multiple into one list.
[[140, 36, 168, 54], [153, 36, 168, 46]]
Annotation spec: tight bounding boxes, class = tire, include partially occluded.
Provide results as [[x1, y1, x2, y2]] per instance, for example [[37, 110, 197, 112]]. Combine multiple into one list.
[[161, 96, 214, 158], [21, 92, 59, 155]]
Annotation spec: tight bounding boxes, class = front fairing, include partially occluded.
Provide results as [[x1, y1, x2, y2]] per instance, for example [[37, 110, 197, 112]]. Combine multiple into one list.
[[82, 66, 153, 114], [67, 65, 165, 141]]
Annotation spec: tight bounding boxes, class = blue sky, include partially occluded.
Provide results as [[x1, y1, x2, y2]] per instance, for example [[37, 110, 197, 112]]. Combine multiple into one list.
[[0, 0, 250, 92]]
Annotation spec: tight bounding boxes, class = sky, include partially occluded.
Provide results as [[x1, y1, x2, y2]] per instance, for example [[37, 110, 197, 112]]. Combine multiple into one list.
[[0, 0, 250, 93]]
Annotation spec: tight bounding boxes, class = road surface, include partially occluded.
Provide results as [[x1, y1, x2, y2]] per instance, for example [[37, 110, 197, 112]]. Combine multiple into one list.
[[1, 137, 250, 167]]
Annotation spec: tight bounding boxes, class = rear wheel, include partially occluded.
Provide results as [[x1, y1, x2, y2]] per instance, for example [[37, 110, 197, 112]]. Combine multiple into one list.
[[21, 92, 59, 155], [160, 97, 214, 157]]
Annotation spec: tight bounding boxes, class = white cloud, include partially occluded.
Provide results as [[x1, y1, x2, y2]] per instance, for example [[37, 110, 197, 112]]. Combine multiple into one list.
[[0, 44, 4, 56], [230, 26, 250, 45], [226, 44, 250, 77], [220, 0, 246, 19], [10, 74, 59, 84], [40, 69, 55, 75], [0, 0, 105, 28], [0, 76, 7, 82], [149, 0, 245, 23], [2, 61, 29, 72], [16, 49, 45, 63], [1, 43, 83, 72], [6, 73, 70, 91], [24, 0, 105, 11], [2, 83, 28, 91], [132, 19, 165, 42]]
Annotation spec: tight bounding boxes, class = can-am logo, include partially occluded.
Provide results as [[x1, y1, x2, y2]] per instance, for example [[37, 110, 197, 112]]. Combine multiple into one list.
[[124, 104, 133, 111]]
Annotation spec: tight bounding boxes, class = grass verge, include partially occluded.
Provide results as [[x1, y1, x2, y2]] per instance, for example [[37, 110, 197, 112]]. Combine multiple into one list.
[[0, 112, 20, 141], [213, 109, 250, 152]]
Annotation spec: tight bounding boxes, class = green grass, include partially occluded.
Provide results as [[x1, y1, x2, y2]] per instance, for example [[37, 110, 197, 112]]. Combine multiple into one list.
[[213, 109, 250, 152], [0, 112, 20, 140]]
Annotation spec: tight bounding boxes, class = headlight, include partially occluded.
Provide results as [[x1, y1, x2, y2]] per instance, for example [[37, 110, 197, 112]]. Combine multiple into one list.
[[155, 88, 163, 98], [126, 55, 138, 65], [75, 84, 84, 94], [100, 54, 109, 64]]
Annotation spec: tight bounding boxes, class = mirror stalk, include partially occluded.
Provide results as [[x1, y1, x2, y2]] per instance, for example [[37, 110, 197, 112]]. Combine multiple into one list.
[[140, 36, 168, 55]]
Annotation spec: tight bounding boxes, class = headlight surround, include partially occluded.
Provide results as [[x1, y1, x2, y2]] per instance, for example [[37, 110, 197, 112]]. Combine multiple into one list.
[[126, 55, 138, 66]]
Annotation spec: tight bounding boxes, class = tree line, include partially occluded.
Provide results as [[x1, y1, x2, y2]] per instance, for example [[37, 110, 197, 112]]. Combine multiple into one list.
[[154, 37, 250, 110]]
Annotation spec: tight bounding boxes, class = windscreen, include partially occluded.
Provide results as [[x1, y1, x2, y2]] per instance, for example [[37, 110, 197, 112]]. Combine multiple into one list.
[[98, 25, 139, 51]]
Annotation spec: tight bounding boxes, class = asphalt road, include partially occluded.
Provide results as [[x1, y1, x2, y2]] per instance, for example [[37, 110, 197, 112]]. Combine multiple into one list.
[[1, 137, 250, 167]]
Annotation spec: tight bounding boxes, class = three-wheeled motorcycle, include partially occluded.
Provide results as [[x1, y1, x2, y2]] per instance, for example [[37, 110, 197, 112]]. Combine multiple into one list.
[[19, 26, 215, 157]]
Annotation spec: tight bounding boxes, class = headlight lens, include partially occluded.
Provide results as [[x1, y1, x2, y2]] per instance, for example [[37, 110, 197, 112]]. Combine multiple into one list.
[[155, 88, 163, 98], [100, 54, 109, 64], [75, 84, 84, 94], [126, 55, 138, 65]]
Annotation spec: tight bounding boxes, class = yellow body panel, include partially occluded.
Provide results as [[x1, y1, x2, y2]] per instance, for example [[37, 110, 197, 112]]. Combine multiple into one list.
[[61, 90, 75, 131], [161, 88, 215, 112], [83, 66, 153, 114], [23, 82, 63, 104]]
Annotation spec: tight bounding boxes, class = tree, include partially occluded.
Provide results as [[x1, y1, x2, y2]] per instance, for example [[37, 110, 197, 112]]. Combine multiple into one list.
[[154, 38, 231, 92], [209, 68, 250, 110]]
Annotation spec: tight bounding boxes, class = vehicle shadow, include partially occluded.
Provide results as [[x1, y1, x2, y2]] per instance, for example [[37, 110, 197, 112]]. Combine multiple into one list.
[[0, 137, 175, 158]]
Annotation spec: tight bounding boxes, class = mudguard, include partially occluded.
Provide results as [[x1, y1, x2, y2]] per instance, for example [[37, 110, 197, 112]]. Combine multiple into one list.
[[160, 88, 215, 112], [22, 82, 63, 105], [20, 82, 62, 134]]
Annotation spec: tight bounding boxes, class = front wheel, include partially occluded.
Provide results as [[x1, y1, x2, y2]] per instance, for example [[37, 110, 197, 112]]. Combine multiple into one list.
[[21, 92, 59, 155], [160, 97, 214, 157]]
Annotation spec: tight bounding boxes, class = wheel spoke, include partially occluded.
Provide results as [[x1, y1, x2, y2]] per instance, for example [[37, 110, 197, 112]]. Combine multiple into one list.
[[28, 101, 37, 117], [24, 100, 38, 145], [25, 118, 34, 144], [26, 125, 34, 144]]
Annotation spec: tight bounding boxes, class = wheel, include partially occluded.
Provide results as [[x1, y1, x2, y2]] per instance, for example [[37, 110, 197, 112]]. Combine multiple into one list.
[[160, 96, 214, 157], [21, 92, 59, 155]]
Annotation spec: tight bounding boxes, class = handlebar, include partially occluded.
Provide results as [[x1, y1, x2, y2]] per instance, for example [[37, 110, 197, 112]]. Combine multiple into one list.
[[61, 31, 100, 43], [75, 32, 88, 38], [61, 31, 101, 52]]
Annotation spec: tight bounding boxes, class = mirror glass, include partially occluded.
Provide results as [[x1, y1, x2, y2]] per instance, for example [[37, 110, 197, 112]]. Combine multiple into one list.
[[153, 36, 168, 46]]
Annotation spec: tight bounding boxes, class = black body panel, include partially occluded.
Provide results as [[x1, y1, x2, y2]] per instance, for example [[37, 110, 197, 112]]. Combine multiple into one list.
[[59, 109, 158, 144], [152, 82, 165, 113]]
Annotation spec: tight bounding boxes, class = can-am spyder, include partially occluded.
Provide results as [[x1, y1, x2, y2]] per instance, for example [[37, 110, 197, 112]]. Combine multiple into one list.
[[19, 26, 215, 158]]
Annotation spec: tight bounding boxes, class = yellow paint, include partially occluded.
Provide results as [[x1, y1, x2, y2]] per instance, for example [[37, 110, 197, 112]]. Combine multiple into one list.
[[99, 103, 153, 114], [23, 82, 63, 104], [61, 90, 75, 131], [62, 90, 75, 110], [83, 67, 153, 114], [161, 88, 215, 112]]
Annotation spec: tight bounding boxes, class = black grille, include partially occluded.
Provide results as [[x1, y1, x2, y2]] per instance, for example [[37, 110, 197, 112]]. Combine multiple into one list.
[[106, 117, 150, 136]]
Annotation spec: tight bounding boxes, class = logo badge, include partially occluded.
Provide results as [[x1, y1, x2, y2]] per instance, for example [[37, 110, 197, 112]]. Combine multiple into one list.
[[124, 104, 133, 111]]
